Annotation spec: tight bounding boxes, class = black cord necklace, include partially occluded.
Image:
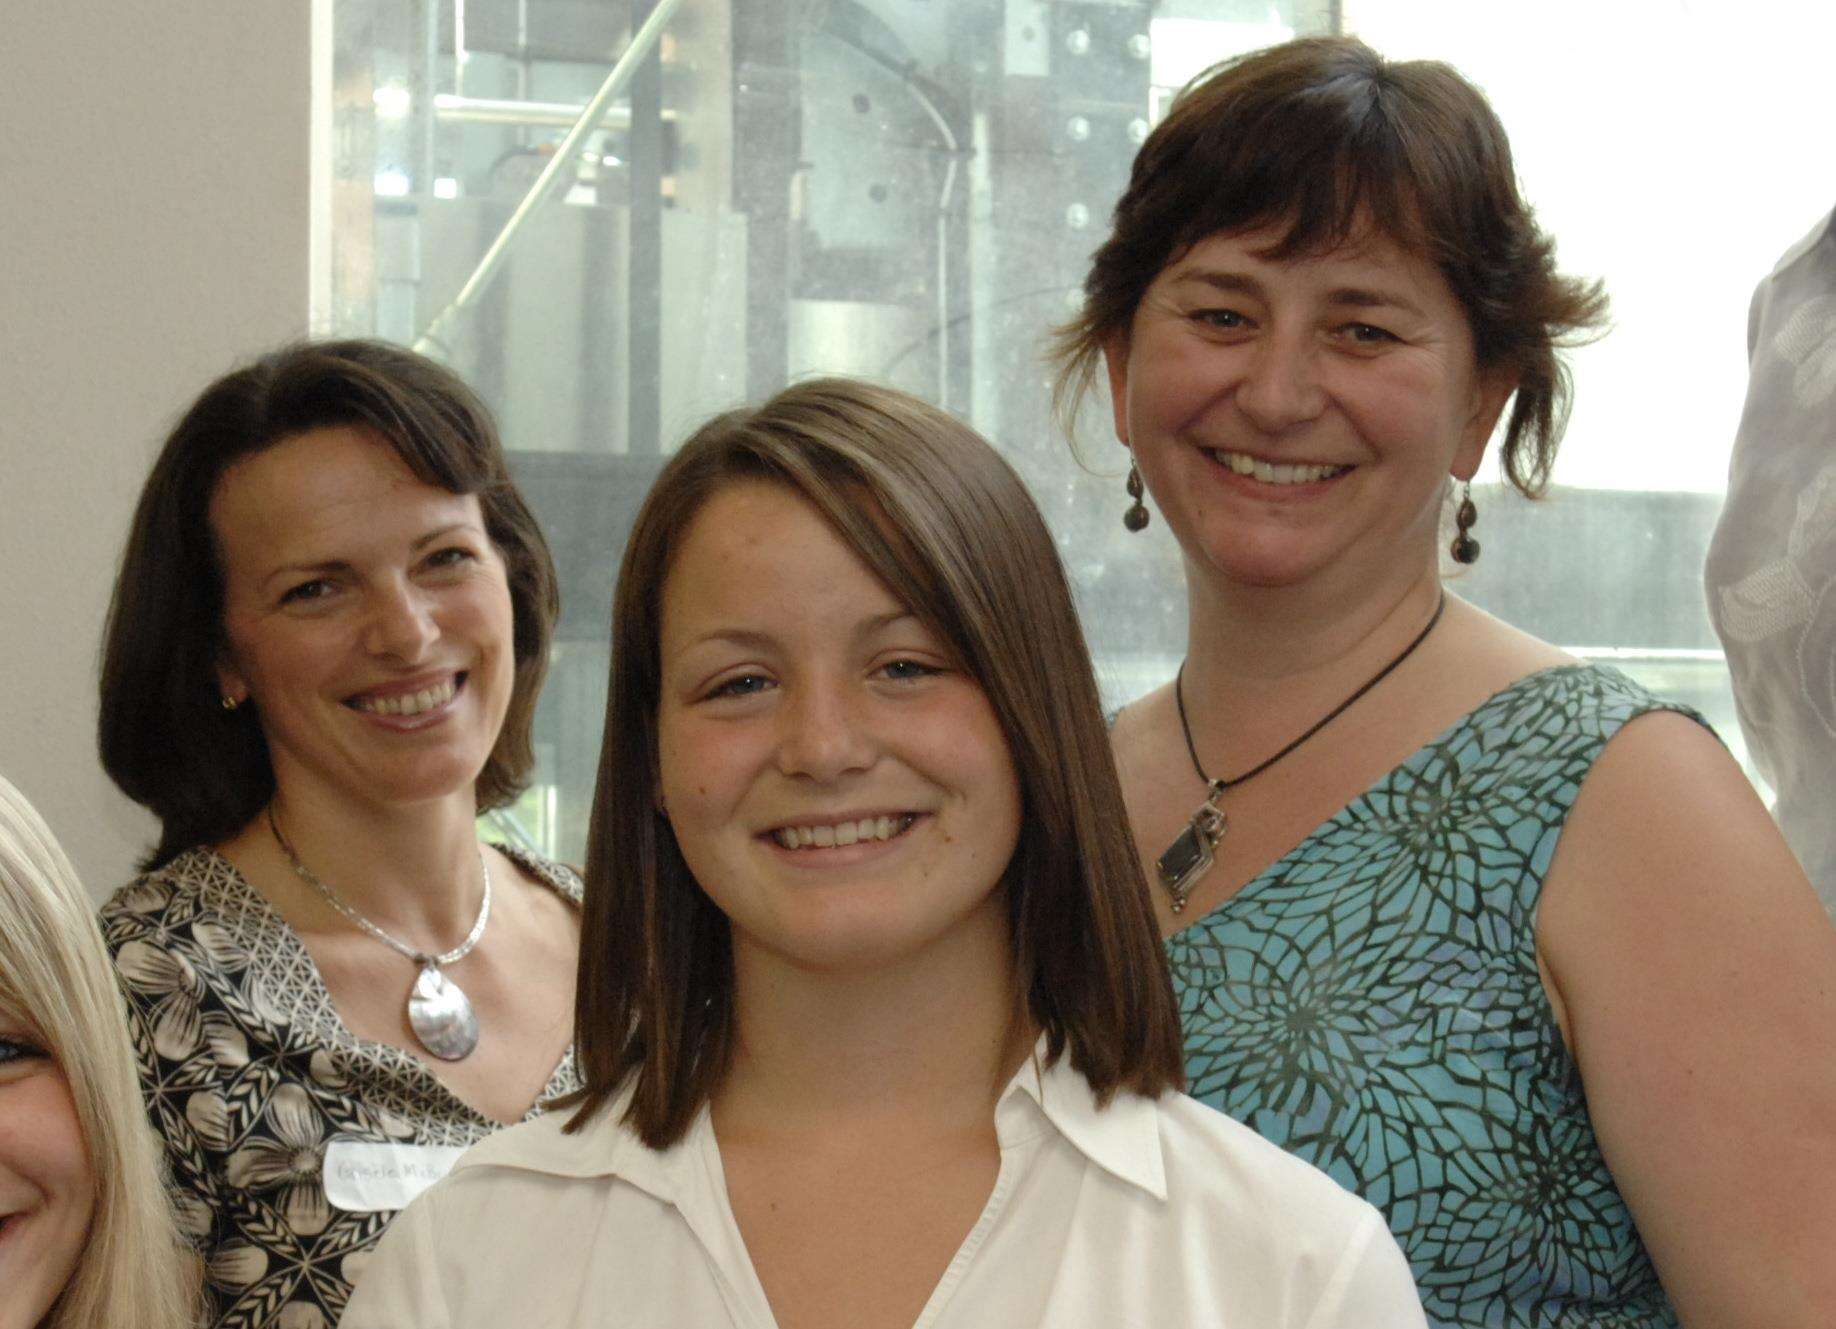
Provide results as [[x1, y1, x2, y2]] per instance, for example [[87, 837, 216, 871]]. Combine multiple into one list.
[[1158, 590, 1447, 913]]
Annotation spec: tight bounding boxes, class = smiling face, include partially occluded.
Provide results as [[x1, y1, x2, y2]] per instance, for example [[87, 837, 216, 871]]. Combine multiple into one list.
[[211, 424, 517, 818], [0, 1027, 94, 1329], [1103, 223, 1514, 594], [655, 480, 1023, 976]]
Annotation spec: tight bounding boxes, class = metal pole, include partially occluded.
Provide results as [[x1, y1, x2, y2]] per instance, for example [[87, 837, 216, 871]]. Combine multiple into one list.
[[733, 5, 798, 399], [433, 94, 640, 130], [413, 0, 691, 354], [414, 0, 439, 191], [626, 0, 664, 456]]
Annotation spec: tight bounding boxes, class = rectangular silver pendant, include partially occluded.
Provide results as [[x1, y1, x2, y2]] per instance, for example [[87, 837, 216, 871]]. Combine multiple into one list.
[[1156, 793, 1228, 913]]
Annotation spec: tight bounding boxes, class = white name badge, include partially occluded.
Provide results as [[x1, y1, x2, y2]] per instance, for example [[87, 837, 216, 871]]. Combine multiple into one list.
[[323, 1140, 468, 1213]]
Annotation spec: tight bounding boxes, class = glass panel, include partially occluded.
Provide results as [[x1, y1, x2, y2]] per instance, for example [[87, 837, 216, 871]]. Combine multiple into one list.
[[330, 1, 1796, 861]]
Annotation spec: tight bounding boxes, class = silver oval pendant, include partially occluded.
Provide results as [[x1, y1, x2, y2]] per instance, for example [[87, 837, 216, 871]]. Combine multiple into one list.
[[407, 965, 480, 1061]]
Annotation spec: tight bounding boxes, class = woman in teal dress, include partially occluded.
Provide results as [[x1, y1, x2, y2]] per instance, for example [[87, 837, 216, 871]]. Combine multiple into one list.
[[1054, 36, 1836, 1328]]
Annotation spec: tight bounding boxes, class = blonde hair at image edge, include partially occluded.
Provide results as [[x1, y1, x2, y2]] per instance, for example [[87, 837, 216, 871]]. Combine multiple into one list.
[[0, 776, 197, 1329]]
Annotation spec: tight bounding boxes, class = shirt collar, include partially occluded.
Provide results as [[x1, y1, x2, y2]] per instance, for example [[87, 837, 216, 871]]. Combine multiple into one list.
[[451, 1086, 699, 1206], [999, 1044, 1169, 1202], [459, 1041, 1171, 1205]]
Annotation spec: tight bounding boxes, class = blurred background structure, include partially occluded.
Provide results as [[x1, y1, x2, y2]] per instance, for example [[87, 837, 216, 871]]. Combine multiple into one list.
[[5, 1, 1832, 883]]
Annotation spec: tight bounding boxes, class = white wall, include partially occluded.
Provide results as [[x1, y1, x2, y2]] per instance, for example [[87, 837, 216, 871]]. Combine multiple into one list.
[[0, 8, 314, 897]]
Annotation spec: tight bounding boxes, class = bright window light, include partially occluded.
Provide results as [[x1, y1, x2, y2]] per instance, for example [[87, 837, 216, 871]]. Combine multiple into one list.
[[372, 85, 412, 119], [1149, 12, 1294, 94]]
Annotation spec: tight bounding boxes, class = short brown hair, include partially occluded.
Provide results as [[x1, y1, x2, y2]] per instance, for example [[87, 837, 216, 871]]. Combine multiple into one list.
[[571, 377, 1184, 1147], [99, 339, 559, 869], [1054, 36, 1607, 496]]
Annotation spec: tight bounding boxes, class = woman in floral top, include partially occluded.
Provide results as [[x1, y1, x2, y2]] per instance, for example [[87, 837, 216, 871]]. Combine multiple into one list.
[[97, 339, 583, 1328]]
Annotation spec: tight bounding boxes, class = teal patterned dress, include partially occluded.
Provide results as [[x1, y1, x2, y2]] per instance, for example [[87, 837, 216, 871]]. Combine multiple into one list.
[[1167, 664, 1696, 1328]]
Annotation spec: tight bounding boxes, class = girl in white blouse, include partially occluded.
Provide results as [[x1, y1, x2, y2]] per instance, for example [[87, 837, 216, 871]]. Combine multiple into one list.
[[343, 378, 1426, 1328]]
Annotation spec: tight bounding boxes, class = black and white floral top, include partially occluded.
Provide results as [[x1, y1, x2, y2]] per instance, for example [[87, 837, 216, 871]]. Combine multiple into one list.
[[101, 845, 583, 1329]]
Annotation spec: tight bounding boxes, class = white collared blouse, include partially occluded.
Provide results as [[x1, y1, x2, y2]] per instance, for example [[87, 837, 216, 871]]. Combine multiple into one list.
[[341, 1050, 1426, 1328]]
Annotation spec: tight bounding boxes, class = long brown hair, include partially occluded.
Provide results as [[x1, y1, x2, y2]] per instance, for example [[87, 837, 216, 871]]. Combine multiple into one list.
[[1053, 35, 1608, 496], [572, 377, 1184, 1148], [99, 339, 559, 868]]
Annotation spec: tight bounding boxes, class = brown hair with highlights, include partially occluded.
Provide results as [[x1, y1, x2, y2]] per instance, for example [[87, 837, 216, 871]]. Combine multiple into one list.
[[1053, 35, 1608, 496], [570, 377, 1184, 1148], [100, 339, 559, 869]]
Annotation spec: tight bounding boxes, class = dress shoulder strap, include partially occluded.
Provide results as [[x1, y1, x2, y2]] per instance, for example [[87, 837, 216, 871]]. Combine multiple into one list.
[[1440, 661, 1714, 886]]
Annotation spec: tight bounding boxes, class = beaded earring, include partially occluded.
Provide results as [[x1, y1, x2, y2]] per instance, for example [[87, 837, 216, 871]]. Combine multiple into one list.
[[1123, 463, 1150, 532], [1450, 481, 1481, 564]]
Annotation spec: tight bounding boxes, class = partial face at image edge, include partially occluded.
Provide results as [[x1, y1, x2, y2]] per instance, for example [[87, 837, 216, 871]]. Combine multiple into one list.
[[0, 1022, 95, 1329]]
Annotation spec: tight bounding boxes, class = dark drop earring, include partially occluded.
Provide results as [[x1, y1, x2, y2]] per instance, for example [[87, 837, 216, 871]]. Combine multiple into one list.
[[1123, 463, 1150, 532], [1450, 481, 1481, 564]]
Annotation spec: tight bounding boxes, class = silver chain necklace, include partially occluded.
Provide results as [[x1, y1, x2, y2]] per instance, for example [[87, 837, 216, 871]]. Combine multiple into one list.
[[1157, 592, 1446, 913], [267, 807, 491, 1061]]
